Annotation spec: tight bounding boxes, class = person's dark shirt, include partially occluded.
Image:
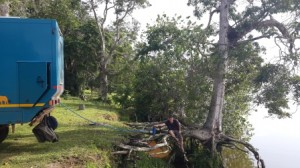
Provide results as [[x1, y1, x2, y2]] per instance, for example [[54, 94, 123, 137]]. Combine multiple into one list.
[[165, 119, 180, 131]]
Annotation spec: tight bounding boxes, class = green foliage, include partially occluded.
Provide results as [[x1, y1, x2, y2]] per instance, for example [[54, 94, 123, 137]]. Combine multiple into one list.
[[222, 148, 254, 168], [254, 64, 296, 118], [88, 0, 150, 101], [129, 15, 214, 122], [127, 14, 262, 129], [108, 27, 138, 106], [132, 60, 186, 120], [64, 19, 100, 96], [189, 148, 223, 168], [223, 42, 263, 137], [291, 76, 300, 102], [188, 0, 300, 119], [134, 153, 170, 168], [187, 0, 220, 19], [185, 139, 254, 168]]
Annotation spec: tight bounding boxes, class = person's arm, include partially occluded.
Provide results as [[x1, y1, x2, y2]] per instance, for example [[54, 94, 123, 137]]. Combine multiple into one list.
[[154, 123, 166, 128], [176, 120, 181, 133]]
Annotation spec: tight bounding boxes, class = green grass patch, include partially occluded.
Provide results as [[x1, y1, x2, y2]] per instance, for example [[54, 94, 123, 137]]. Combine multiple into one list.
[[135, 153, 170, 168], [0, 98, 126, 168]]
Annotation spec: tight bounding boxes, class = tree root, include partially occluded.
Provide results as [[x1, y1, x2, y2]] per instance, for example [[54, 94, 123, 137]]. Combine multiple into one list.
[[219, 134, 265, 168], [113, 123, 265, 168]]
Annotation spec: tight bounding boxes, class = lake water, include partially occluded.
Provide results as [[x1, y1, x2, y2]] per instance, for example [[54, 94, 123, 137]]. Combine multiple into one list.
[[249, 108, 300, 168]]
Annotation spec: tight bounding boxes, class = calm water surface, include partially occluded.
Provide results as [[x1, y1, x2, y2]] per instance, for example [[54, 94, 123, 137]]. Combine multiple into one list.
[[249, 109, 300, 168]]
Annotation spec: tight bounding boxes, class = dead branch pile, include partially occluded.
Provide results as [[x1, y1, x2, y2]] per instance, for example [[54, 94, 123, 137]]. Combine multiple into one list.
[[113, 122, 265, 168]]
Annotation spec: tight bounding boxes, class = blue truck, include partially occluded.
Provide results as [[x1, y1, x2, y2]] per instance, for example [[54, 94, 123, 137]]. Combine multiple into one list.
[[0, 18, 64, 143]]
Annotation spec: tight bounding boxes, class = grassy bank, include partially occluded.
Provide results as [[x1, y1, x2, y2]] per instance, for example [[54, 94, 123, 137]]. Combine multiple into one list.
[[0, 97, 126, 168]]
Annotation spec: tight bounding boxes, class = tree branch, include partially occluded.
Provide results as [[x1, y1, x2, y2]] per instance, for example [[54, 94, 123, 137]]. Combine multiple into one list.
[[233, 16, 294, 45], [112, 151, 129, 155], [90, 0, 105, 53], [106, 1, 137, 63], [118, 135, 169, 152], [237, 34, 274, 45], [102, 0, 111, 27], [206, 8, 220, 29], [258, 17, 291, 39]]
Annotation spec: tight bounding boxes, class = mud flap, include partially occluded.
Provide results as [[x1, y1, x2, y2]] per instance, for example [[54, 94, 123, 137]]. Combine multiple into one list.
[[0, 125, 9, 143], [32, 116, 58, 143]]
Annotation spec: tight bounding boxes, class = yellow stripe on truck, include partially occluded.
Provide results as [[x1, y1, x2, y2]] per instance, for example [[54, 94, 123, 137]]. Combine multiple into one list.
[[0, 103, 45, 108]]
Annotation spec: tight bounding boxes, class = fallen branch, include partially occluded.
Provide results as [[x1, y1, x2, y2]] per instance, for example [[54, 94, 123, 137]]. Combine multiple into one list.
[[118, 135, 169, 152], [112, 151, 129, 155], [114, 122, 265, 168]]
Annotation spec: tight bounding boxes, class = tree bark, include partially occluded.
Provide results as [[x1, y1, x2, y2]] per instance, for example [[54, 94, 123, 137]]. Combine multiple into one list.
[[0, 2, 9, 16], [203, 0, 229, 132], [99, 62, 108, 101], [90, 0, 109, 101]]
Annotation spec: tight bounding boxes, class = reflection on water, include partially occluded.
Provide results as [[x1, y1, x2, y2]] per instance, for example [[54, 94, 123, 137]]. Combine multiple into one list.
[[223, 148, 254, 168], [184, 108, 300, 168]]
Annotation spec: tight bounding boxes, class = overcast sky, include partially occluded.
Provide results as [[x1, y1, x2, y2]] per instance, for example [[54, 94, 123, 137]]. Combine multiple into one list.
[[132, 0, 196, 30]]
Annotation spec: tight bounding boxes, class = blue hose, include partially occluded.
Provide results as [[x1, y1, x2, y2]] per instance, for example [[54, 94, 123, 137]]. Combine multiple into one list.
[[60, 103, 156, 134]]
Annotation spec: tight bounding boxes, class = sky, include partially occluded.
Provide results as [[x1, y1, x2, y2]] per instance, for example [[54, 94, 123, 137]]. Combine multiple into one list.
[[118, 0, 300, 167], [132, 0, 197, 31]]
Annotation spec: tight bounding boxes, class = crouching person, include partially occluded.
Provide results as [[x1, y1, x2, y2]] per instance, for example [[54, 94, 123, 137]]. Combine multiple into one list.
[[154, 114, 186, 156]]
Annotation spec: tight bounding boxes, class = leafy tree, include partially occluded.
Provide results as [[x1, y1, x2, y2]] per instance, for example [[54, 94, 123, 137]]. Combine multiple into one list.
[[188, 0, 300, 118], [88, 0, 150, 101], [184, 0, 300, 166], [124, 0, 300, 167], [133, 14, 262, 125], [64, 19, 100, 96], [133, 15, 212, 122]]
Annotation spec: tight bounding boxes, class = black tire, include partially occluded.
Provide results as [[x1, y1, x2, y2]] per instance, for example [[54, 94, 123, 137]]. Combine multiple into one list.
[[0, 125, 9, 143], [47, 116, 58, 130]]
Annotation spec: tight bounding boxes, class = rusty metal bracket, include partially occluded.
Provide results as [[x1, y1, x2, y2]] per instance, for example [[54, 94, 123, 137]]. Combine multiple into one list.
[[29, 107, 54, 126]]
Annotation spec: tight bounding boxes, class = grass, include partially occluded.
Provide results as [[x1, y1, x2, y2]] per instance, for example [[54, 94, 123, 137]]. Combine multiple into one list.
[[0, 97, 127, 168]]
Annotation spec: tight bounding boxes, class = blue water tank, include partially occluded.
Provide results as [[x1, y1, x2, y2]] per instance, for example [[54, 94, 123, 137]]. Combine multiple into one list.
[[0, 18, 64, 125]]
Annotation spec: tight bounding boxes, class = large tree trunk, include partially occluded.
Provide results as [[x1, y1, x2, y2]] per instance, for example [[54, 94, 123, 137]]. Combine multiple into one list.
[[90, 0, 109, 101], [98, 18, 108, 102], [0, 2, 9, 16], [203, 0, 229, 132], [99, 61, 108, 101]]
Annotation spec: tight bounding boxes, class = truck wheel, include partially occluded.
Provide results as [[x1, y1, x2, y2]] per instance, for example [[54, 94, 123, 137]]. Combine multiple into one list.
[[47, 116, 58, 130], [0, 125, 9, 143]]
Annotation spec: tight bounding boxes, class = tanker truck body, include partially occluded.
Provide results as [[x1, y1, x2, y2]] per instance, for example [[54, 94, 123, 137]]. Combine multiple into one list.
[[0, 18, 64, 143]]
